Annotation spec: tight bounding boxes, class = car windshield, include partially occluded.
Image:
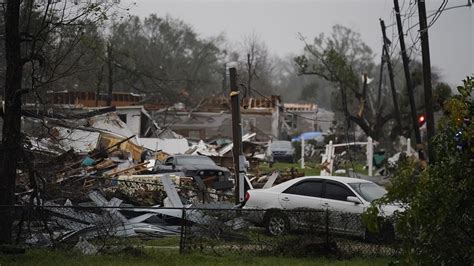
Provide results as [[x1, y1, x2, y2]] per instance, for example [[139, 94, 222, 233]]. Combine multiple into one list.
[[348, 182, 387, 203], [176, 156, 216, 166], [271, 141, 292, 149]]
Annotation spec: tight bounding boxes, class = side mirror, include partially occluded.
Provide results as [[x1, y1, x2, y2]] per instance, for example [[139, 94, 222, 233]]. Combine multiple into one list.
[[347, 196, 362, 205]]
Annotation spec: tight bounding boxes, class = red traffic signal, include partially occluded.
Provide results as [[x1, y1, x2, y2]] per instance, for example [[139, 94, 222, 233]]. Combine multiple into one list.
[[418, 115, 426, 127]]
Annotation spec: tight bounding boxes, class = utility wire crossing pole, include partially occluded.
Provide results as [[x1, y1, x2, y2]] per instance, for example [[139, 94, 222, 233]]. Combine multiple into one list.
[[229, 67, 244, 204], [394, 0, 424, 160], [380, 19, 402, 132], [417, 0, 436, 163]]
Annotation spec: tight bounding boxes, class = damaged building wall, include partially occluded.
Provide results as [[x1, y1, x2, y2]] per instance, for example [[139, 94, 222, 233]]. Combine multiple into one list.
[[153, 111, 233, 140], [113, 106, 142, 136], [152, 95, 284, 141], [242, 111, 276, 141], [86, 106, 159, 138], [282, 103, 318, 135], [138, 138, 189, 154], [153, 110, 278, 141]]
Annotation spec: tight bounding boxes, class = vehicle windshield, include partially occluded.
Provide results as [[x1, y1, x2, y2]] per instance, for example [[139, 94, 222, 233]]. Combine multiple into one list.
[[176, 156, 216, 166], [348, 182, 387, 203], [271, 141, 292, 149]]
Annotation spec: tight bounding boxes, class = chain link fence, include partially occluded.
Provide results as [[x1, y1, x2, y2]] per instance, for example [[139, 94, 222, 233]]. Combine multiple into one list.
[[2, 202, 399, 259], [181, 208, 399, 258]]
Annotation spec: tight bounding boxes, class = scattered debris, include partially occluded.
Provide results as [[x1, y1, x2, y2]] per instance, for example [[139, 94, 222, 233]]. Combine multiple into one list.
[[13, 106, 316, 252], [74, 237, 98, 255], [251, 168, 305, 188], [262, 171, 280, 189]]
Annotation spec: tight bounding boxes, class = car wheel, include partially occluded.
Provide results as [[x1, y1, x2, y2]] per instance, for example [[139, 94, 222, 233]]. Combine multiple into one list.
[[265, 211, 289, 236]]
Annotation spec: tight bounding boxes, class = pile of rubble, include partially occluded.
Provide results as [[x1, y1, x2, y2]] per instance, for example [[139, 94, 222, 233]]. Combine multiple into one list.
[[13, 106, 285, 250]]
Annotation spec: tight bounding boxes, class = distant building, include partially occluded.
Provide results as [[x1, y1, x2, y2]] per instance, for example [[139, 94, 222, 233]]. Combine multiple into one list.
[[45, 91, 144, 107], [35, 90, 331, 141], [152, 96, 282, 141]]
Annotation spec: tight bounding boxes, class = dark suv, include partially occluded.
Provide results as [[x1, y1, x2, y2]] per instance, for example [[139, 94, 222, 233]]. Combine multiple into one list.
[[269, 141, 296, 163]]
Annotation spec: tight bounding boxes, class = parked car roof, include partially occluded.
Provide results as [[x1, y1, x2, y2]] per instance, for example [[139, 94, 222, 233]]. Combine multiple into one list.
[[170, 155, 218, 166], [306, 175, 373, 184]]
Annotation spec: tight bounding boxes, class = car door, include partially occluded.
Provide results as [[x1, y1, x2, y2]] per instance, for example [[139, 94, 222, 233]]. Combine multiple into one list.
[[321, 181, 366, 235], [279, 180, 323, 210], [278, 180, 324, 229]]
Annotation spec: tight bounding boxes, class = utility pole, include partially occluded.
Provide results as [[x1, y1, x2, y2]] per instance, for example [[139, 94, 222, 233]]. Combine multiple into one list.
[[229, 67, 244, 204], [380, 19, 402, 132], [376, 47, 385, 110], [394, 0, 423, 155], [417, 0, 435, 162]]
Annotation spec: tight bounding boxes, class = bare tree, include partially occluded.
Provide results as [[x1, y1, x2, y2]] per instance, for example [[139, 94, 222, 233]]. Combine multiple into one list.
[[295, 25, 399, 141], [231, 33, 275, 96], [0, 0, 117, 244]]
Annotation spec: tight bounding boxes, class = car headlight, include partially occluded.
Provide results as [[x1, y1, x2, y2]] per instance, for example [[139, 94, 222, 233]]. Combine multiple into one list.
[[199, 171, 204, 175], [218, 171, 223, 176]]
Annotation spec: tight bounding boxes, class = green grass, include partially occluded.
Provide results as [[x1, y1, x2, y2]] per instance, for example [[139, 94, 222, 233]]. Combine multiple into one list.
[[259, 162, 322, 176], [0, 248, 392, 266], [142, 236, 180, 247], [89, 236, 181, 249]]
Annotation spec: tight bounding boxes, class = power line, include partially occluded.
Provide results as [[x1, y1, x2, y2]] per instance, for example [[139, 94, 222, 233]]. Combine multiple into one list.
[[428, 0, 448, 28], [404, 1, 470, 32], [386, 0, 469, 30]]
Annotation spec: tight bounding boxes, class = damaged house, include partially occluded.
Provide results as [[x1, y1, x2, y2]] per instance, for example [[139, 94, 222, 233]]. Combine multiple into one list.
[[152, 95, 329, 141]]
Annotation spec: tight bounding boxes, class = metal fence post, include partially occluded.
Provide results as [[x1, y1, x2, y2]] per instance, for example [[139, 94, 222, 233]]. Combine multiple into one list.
[[367, 137, 373, 176], [325, 209, 329, 246], [301, 137, 305, 169], [179, 207, 187, 254], [328, 141, 334, 176]]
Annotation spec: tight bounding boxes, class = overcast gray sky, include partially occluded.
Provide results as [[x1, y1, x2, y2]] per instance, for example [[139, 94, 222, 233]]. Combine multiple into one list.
[[123, 0, 473, 87]]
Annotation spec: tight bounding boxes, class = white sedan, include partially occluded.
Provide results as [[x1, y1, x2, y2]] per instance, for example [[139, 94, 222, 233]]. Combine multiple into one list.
[[243, 176, 399, 239]]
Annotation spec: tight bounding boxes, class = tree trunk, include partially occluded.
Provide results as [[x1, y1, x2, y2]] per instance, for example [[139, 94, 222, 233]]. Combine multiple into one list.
[[0, 0, 23, 244], [96, 65, 104, 107], [247, 53, 252, 96]]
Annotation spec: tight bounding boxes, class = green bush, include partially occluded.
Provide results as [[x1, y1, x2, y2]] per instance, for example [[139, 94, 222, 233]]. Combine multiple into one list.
[[364, 76, 474, 265]]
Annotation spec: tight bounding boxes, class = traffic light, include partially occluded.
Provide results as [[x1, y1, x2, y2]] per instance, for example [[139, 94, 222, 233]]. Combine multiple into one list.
[[418, 114, 426, 127]]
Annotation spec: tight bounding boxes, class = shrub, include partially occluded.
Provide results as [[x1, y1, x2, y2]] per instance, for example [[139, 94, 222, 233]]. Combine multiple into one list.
[[364, 76, 474, 265]]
